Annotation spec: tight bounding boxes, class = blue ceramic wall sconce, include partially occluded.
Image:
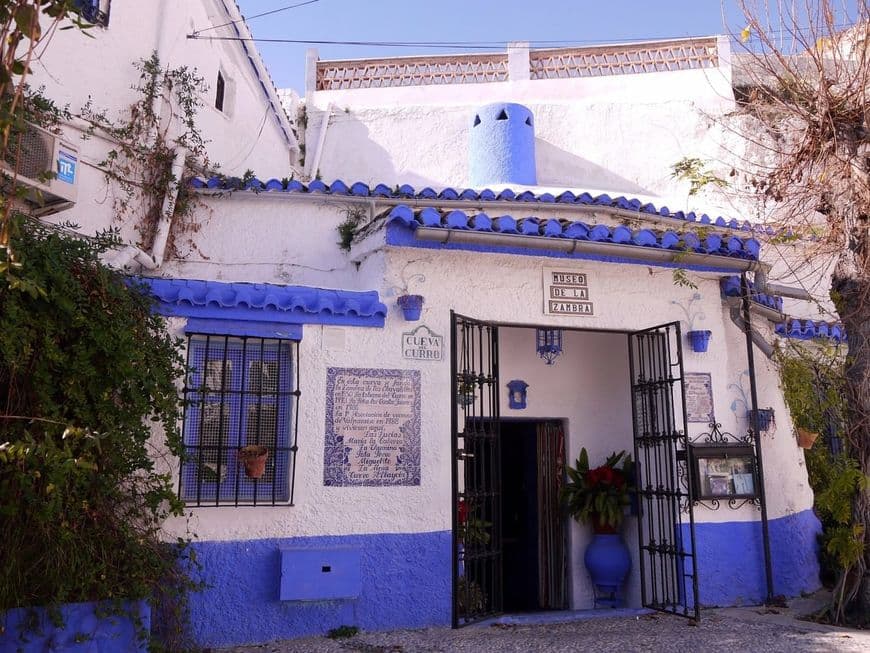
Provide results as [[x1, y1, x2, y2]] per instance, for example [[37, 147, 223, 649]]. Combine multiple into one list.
[[507, 379, 529, 409]]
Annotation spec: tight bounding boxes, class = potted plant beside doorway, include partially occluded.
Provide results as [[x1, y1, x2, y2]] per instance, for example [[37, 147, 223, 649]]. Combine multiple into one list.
[[563, 448, 635, 607]]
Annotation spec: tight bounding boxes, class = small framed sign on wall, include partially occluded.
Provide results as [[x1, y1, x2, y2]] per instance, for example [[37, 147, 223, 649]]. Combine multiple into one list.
[[688, 444, 758, 500]]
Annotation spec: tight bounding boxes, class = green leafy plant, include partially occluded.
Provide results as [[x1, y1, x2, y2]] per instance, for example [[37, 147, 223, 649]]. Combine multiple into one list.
[[0, 216, 198, 649], [671, 157, 728, 196], [337, 204, 367, 252], [562, 448, 634, 531], [327, 625, 359, 639]]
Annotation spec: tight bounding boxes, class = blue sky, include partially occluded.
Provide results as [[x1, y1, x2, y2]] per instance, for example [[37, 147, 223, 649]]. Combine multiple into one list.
[[233, 0, 859, 93]]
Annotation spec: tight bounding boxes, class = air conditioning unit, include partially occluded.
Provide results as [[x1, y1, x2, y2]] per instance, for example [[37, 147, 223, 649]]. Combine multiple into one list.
[[0, 122, 78, 216]]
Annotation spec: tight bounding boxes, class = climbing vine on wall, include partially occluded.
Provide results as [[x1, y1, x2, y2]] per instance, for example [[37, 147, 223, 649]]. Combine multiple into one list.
[[80, 52, 211, 258]]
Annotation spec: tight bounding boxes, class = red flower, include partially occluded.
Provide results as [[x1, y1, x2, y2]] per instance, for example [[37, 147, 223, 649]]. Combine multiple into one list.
[[458, 499, 468, 525], [612, 470, 625, 488]]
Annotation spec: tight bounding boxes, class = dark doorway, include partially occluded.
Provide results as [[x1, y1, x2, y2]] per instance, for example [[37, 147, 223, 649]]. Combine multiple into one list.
[[500, 420, 567, 612]]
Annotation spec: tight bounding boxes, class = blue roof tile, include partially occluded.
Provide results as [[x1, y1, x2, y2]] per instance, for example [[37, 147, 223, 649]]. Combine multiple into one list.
[[384, 206, 759, 261], [329, 180, 349, 194], [774, 319, 846, 343], [720, 276, 784, 311], [190, 176, 771, 233], [137, 277, 387, 327], [418, 187, 437, 199], [350, 182, 370, 196], [479, 189, 497, 201]]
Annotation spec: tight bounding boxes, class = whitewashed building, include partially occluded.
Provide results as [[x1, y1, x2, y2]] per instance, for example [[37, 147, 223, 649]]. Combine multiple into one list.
[[22, 14, 832, 648]]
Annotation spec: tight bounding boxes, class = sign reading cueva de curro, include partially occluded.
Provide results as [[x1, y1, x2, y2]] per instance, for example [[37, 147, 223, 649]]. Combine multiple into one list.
[[543, 267, 594, 316], [402, 324, 443, 361]]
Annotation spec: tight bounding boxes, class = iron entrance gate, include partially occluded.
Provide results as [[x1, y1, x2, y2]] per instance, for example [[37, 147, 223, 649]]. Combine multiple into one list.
[[628, 322, 700, 620], [451, 312, 501, 626]]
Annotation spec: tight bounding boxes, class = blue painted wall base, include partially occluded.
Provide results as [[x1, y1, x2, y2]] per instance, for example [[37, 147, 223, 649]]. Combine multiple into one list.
[[0, 600, 150, 653], [188, 531, 451, 648], [682, 508, 822, 607]]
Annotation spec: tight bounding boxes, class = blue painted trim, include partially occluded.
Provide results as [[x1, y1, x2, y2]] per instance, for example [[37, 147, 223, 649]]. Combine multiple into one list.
[[134, 277, 387, 328], [385, 223, 746, 274], [682, 508, 821, 607], [0, 600, 150, 652], [187, 531, 451, 647], [185, 317, 303, 340]]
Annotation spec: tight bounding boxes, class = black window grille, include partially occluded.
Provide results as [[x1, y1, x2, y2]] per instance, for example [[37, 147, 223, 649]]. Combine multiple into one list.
[[180, 334, 300, 506], [215, 71, 225, 112], [72, 0, 110, 27]]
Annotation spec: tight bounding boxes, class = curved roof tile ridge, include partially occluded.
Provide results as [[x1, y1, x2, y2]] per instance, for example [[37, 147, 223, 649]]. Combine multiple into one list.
[[774, 318, 846, 343], [384, 206, 760, 260], [135, 277, 388, 326], [191, 176, 766, 232]]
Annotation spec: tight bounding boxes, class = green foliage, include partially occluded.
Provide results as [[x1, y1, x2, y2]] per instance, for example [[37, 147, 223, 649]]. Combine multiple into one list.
[[670, 157, 728, 196], [776, 349, 866, 598], [0, 217, 196, 646], [562, 448, 634, 530], [337, 204, 367, 251], [327, 625, 359, 639], [672, 268, 698, 290]]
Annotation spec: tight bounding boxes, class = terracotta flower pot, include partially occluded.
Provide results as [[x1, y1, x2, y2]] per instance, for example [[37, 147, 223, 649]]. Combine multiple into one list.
[[797, 428, 819, 449], [238, 445, 269, 479]]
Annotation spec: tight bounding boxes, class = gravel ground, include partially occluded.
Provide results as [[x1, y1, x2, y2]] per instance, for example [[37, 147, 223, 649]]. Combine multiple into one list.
[[218, 608, 870, 653]]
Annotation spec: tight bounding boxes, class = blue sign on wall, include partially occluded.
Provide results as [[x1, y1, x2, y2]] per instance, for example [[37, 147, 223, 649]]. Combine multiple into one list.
[[56, 149, 77, 184], [324, 367, 421, 486]]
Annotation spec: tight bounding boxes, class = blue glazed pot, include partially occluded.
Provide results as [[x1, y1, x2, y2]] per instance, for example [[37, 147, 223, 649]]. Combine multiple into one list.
[[397, 294, 423, 321], [584, 533, 631, 606], [687, 330, 712, 353]]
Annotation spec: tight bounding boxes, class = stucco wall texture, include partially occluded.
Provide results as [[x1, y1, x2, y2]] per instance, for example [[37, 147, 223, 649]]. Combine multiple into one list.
[[141, 41, 821, 641], [189, 532, 451, 648]]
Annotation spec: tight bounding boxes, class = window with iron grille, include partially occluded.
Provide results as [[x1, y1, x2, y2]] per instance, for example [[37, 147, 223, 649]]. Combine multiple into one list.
[[180, 334, 300, 506], [72, 0, 110, 27]]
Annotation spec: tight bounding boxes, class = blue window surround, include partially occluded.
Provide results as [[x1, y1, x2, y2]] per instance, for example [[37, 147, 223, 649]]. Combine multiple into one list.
[[128, 275, 388, 506], [181, 333, 296, 505]]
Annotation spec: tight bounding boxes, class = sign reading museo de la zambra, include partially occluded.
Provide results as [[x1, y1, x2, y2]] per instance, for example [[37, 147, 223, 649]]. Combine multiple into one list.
[[543, 267, 594, 316], [402, 325, 443, 361], [324, 368, 421, 486]]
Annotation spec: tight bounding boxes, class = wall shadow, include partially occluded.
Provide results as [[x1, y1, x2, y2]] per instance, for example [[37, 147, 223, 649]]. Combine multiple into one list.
[[535, 139, 654, 195]]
